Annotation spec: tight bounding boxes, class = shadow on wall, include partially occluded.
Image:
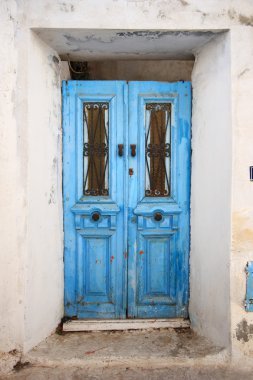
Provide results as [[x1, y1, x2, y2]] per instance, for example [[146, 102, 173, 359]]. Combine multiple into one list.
[[63, 60, 194, 81]]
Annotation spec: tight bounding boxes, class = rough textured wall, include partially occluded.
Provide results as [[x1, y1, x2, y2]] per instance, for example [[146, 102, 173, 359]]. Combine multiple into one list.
[[27, 0, 253, 30], [1, 0, 253, 357], [24, 32, 64, 352], [0, 0, 26, 352], [190, 32, 232, 347], [87, 60, 194, 81], [0, 0, 64, 354], [230, 27, 253, 359]]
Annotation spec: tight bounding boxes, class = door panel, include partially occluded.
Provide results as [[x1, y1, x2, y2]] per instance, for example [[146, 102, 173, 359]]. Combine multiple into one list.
[[63, 81, 127, 319], [63, 80, 191, 320], [127, 82, 191, 318], [137, 234, 175, 304]]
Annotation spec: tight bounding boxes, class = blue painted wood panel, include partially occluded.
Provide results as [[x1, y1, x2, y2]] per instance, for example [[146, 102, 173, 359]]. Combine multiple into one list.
[[63, 81, 127, 319], [138, 235, 175, 303], [127, 81, 191, 318], [63, 80, 191, 320]]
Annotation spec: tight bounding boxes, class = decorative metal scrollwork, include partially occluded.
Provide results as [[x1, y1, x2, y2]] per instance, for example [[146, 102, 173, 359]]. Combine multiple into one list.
[[146, 143, 170, 158], [145, 103, 171, 197], [83, 103, 109, 196], [145, 189, 169, 197], [146, 104, 171, 111], [83, 143, 108, 157], [84, 189, 109, 196], [85, 103, 108, 110]]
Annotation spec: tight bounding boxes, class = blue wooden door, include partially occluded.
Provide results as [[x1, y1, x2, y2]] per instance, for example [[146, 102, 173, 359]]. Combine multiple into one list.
[[63, 81, 127, 319], [127, 82, 191, 318], [63, 80, 191, 319]]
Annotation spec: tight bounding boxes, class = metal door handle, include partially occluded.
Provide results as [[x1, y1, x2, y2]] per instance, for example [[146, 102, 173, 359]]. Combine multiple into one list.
[[118, 144, 124, 157], [130, 144, 136, 157]]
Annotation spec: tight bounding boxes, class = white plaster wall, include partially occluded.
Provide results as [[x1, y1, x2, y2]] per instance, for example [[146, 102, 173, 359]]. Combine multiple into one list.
[[0, 0, 26, 352], [230, 27, 253, 359], [0, 1, 64, 353], [27, 0, 253, 30], [61, 61, 71, 81], [1, 0, 253, 358], [24, 32, 64, 352], [190, 32, 232, 347]]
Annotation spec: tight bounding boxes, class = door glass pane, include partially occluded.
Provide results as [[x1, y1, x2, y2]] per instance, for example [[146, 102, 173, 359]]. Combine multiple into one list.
[[83, 103, 109, 196], [145, 103, 171, 197]]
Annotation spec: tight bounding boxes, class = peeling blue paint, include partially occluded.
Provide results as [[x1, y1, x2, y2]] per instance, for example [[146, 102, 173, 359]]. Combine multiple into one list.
[[63, 81, 191, 319]]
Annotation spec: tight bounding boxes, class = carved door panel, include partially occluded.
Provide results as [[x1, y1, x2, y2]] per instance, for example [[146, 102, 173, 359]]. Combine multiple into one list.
[[127, 82, 191, 318], [63, 81, 127, 319], [63, 81, 191, 319]]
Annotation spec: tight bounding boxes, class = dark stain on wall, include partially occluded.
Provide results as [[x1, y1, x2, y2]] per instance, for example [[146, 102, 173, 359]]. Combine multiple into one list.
[[179, 0, 189, 6], [115, 30, 215, 40], [236, 319, 253, 342], [63, 31, 217, 46], [238, 68, 250, 78], [239, 14, 253, 26], [64, 34, 100, 44], [59, 2, 75, 12], [48, 55, 60, 87], [52, 55, 59, 64], [228, 9, 237, 20]]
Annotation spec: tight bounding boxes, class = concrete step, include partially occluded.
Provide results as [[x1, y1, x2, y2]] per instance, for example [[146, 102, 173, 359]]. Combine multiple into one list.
[[23, 328, 229, 369]]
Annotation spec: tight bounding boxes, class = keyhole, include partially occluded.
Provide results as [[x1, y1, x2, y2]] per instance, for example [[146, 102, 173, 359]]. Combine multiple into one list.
[[154, 212, 163, 222], [92, 212, 100, 222]]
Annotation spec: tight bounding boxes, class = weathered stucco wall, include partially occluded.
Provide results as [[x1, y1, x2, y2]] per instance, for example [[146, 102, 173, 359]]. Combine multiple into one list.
[[0, 1, 64, 354], [230, 27, 253, 359], [24, 31, 64, 352], [62, 59, 194, 81], [1, 0, 253, 358], [77, 60, 194, 81], [26, 0, 253, 30], [190, 32, 232, 347], [0, 0, 26, 352]]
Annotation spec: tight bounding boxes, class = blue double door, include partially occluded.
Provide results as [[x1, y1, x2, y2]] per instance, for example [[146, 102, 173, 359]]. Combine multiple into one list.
[[63, 81, 191, 319]]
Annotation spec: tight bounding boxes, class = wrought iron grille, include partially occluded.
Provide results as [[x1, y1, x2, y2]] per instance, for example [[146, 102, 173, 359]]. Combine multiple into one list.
[[145, 103, 171, 197], [83, 103, 109, 196]]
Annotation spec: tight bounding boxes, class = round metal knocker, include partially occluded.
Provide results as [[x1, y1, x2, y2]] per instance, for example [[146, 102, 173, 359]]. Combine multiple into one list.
[[154, 212, 163, 222], [91, 212, 101, 222]]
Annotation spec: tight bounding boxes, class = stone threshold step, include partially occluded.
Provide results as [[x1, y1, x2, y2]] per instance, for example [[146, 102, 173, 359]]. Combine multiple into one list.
[[23, 352, 229, 371], [63, 318, 190, 332], [23, 328, 228, 370]]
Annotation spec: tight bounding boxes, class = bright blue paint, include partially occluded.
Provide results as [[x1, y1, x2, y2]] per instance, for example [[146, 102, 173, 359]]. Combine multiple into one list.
[[127, 82, 191, 318], [245, 262, 253, 312], [63, 81, 127, 319], [63, 80, 191, 319]]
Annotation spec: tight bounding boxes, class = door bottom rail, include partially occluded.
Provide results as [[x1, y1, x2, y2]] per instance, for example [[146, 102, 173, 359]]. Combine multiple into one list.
[[63, 318, 190, 332]]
